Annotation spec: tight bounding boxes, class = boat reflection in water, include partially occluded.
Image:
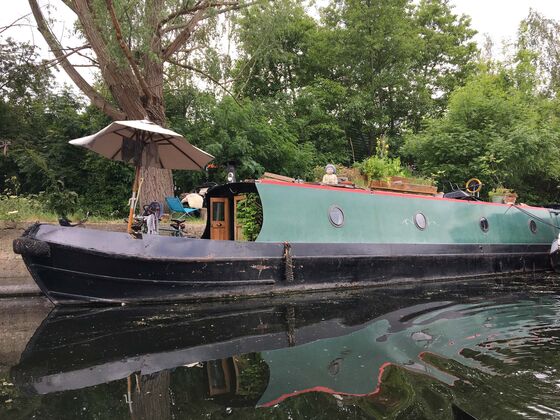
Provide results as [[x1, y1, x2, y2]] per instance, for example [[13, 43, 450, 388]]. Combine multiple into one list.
[[10, 277, 560, 419]]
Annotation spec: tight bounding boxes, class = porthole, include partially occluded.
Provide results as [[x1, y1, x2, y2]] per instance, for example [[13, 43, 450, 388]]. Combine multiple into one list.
[[529, 219, 537, 234], [414, 213, 427, 230], [480, 217, 489, 232], [328, 205, 344, 227]]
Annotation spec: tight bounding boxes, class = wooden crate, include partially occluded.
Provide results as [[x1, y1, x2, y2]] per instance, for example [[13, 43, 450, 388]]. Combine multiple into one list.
[[369, 177, 438, 195]]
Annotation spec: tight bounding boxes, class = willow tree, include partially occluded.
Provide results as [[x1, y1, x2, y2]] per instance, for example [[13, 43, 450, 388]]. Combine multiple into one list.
[[29, 0, 249, 204]]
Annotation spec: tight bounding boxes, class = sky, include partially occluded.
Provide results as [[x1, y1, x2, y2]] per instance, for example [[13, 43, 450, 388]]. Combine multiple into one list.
[[451, 0, 560, 54], [2, 0, 560, 89]]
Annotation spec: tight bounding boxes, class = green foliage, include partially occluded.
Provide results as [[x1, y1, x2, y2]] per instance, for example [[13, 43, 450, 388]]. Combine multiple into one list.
[[26, 150, 79, 217], [235, 354, 270, 398], [488, 187, 514, 200], [168, 93, 317, 190], [0, 194, 45, 222], [0, 52, 131, 217], [518, 10, 560, 96], [0, 38, 52, 104], [40, 181, 80, 218], [3, 5, 560, 209], [358, 156, 409, 182], [236, 193, 263, 241], [232, 0, 478, 162], [402, 61, 560, 203]]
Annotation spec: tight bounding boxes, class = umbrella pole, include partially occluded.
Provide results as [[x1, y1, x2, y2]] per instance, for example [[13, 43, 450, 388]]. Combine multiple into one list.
[[127, 166, 141, 234]]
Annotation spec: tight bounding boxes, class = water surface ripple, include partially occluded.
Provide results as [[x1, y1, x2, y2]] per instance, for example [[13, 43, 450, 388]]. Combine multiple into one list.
[[1, 276, 560, 419]]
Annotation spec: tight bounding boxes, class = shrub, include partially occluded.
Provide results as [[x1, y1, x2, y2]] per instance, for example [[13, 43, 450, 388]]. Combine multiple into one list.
[[358, 156, 409, 182], [236, 193, 263, 241]]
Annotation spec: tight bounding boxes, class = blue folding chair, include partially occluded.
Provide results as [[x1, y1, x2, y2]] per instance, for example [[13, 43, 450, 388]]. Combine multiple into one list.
[[165, 196, 198, 220]]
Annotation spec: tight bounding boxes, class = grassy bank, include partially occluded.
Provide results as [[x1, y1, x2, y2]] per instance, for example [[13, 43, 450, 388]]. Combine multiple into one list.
[[0, 195, 116, 224], [0, 195, 205, 225]]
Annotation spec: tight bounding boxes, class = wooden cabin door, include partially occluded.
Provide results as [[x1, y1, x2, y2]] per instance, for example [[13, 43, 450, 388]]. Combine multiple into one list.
[[233, 195, 246, 241], [210, 197, 230, 240]]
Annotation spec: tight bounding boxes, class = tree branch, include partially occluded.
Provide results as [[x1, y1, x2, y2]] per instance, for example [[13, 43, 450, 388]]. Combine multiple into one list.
[[0, 13, 32, 35], [160, 1, 238, 28], [61, 0, 77, 14], [28, 0, 125, 120], [105, 0, 153, 101], [162, 2, 209, 61], [75, 50, 99, 66], [167, 58, 240, 105], [42, 43, 90, 68], [162, 1, 253, 34]]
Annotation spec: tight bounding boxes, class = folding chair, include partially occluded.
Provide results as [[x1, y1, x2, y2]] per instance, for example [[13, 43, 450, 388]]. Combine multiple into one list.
[[165, 196, 198, 221]]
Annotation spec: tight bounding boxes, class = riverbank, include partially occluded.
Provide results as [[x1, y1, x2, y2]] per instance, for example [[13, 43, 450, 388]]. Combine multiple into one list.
[[0, 220, 205, 297]]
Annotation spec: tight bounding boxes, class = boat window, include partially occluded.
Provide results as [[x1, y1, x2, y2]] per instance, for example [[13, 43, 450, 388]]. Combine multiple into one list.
[[212, 201, 225, 222], [480, 217, 489, 232], [414, 213, 427, 230], [529, 220, 537, 234], [329, 206, 344, 227]]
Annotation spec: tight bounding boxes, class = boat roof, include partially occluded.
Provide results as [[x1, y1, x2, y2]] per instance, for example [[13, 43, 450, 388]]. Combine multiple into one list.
[[257, 179, 545, 210]]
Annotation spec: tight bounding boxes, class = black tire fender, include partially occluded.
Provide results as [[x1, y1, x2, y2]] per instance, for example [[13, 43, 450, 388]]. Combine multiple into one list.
[[13, 237, 50, 257]]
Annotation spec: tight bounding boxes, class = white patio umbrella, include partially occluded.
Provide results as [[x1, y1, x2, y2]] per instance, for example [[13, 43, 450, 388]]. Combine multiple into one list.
[[69, 120, 214, 233]]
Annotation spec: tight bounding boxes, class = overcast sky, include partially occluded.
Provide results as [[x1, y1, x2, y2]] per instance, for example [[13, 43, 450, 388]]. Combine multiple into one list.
[[3, 1, 560, 88], [451, 0, 560, 53]]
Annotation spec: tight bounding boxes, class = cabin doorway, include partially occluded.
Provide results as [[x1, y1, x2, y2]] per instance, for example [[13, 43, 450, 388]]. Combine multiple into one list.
[[210, 197, 230, 240]]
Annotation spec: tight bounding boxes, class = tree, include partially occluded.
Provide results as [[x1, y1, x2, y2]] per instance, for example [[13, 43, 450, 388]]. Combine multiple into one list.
[[28, 0, 251, 205], [322, 0, 477, 156], [402, 62, 560, 203], [518, 10, 560, 96], [0, 38, 53, 195], [231, 0, 477, 165], [0, 39, 52, 105], [233, 0, 317, 99], [171, 93, 316, 184]]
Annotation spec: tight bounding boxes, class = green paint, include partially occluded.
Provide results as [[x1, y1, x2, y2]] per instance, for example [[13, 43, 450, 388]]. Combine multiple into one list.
[[255, 182, 556, 244], [258, 297, 558, 407]]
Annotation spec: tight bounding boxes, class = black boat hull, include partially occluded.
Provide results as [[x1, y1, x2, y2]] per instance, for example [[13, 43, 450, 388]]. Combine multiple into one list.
[[13, 224, 552, 306]]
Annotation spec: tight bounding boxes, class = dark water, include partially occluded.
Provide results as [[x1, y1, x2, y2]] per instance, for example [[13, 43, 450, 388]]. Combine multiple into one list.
[[2, 276, 560, 419]]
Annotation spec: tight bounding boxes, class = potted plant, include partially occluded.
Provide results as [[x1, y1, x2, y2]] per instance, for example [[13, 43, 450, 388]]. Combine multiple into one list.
[[489, 187, 517, 204]]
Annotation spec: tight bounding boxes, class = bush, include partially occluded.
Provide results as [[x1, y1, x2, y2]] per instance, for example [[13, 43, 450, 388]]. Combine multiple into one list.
[[358, 156, 409, 182], [236, 193, 263, 241]]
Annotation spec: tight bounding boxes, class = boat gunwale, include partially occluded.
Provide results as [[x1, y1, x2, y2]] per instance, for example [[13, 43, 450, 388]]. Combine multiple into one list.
[[31, 231, 553, 264]]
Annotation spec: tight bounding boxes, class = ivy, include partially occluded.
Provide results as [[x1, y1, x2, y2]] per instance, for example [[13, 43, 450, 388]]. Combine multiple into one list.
[[236, 193, 263, 241]]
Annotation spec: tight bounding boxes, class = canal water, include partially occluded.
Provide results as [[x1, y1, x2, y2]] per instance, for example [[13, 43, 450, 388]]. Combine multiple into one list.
[[1, 276, 560, 419]]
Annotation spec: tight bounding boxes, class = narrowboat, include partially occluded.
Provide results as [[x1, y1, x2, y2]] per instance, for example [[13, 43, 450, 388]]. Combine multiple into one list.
[[13, 179, 560, 305]]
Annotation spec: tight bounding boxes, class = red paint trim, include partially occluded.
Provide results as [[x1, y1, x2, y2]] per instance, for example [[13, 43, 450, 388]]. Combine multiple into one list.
[[258, 180, 545, 210], [258, 362, 392, 408]]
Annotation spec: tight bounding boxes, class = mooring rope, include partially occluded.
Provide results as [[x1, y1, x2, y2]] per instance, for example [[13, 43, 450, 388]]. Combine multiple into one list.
[[510, 204, 560, 230], [283, 241, 294, 283]]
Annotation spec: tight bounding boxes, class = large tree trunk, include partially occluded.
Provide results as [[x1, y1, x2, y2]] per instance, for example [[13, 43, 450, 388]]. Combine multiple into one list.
[[140, 167, 174, 207], [138, 0, 174, 207]]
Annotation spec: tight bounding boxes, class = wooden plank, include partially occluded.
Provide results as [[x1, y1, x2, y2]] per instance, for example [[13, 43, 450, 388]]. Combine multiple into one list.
[[261, 172, 295, 183], [369, 180, 438, 195]]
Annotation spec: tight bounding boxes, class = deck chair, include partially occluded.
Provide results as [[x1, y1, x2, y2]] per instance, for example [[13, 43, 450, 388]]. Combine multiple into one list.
[[165, 196, 198, 220]]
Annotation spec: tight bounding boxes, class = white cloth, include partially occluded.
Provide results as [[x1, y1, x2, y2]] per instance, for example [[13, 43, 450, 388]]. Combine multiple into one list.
[[145, 214, 158, 235], [183, 193, 203, 209]]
